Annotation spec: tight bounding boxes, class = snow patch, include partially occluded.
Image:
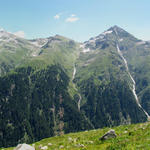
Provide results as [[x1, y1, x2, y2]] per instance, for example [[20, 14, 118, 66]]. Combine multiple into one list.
[[89, 36, 100, 43], [30, 41, 42, 47], [89, 39, 95, 43], [32, 54, 38, 57], [80, 44, 84, 48], [30, 39, 48, 48], [80, 44, 91, 53], [119, 38, 123, 42], [98, 35, 105, 39], [136, 41, 146, 45], [102, 30, 113, 35], [83, 48, 90, 53]]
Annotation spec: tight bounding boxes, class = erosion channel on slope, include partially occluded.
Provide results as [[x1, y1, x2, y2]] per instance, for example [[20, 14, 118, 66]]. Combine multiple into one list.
[[72, 65, 81, 111], [116, 44, 150, 121]]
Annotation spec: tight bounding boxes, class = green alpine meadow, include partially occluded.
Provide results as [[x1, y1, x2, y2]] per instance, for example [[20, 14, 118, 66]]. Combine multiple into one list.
[[2, 122, 150, 150], [1, 25, 150, 149]]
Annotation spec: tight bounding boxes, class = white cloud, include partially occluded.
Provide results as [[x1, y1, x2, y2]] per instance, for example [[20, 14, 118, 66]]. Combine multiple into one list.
[[71, 14, 76, 17], [66, 14, 79, 23], [54, 12, 63, 20], [14, 31, 25, 38], [54, 14, 60, 19]]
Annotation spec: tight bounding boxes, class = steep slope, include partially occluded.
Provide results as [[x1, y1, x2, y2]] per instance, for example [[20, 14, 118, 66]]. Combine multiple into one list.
[[28, 35, 81, 77], [0, 34, 89, 147], [0, 34, 93, 148], [74, 26, 148, 128], [26, 35, 82, 98], [112, 27, 150, 116], [0, 33, 81, 97], [0, 65, 92, 148]]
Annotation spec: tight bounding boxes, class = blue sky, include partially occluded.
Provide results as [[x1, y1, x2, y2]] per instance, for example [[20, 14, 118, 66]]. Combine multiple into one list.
[[0, 0, 150, 42]]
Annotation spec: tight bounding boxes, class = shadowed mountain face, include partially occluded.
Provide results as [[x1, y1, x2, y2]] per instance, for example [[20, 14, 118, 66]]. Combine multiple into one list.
[[0, 26, 150, 147]]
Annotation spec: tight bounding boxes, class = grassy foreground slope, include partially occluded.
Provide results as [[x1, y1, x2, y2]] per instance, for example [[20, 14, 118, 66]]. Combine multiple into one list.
[[3, 122, 150, 150]]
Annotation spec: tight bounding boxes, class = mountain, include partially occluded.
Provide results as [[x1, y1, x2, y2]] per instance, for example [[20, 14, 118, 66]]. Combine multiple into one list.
[[0, 30, 40, 76], [0, 34, 87, 147], [0, 31, 80, 77], [0, 26, 150, 148], [74, 26, 149, 128]]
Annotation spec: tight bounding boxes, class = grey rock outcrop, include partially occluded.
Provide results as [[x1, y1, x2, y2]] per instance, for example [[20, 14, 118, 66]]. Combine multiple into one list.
[[100, 129, 117, 140], [14, 143, 35, 150]]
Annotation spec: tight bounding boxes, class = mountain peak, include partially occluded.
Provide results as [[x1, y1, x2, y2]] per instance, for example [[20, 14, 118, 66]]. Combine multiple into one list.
[[110, 25, 121, 29], [83, 25, 139, 51], [107, 25, 126, 33], [98, 25, 126, 37], [103, 25, 137, 41]]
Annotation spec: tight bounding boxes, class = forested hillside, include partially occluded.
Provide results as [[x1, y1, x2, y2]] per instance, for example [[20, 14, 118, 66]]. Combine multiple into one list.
[[0, 65, 92, 147]]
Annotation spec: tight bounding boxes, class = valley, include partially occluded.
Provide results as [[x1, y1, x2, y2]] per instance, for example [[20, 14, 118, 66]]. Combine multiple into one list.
[[1, 26, 150, 148]]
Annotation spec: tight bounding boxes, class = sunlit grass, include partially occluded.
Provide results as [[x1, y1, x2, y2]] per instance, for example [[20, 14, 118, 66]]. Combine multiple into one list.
[[2, 122, 150, 150]]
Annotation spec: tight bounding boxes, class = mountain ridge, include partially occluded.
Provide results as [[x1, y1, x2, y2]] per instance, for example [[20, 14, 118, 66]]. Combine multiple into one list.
[[1, 25, 150, 148]]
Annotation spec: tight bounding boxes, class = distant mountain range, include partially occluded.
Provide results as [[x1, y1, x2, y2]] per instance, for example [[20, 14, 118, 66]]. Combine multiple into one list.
[[1, 25, 150, 148]]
